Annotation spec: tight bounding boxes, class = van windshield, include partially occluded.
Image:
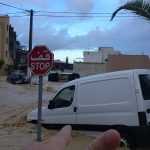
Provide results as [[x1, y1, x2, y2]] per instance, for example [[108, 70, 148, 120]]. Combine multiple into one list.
[[139, 74, 150, 100]]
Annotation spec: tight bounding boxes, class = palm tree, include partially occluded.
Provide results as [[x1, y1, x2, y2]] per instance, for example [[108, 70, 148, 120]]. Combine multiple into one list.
[[111, 0, 150, 21]]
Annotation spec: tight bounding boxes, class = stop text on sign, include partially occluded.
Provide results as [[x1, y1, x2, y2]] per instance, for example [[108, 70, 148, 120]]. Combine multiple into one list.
[[31, 62, 51, 70]]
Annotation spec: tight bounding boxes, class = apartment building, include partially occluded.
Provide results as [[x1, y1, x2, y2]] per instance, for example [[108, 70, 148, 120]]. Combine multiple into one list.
[[9, 24, 16, 64], [74, 46, 150, 77], [83, 47, 120, 63], [0, 15, 13, 67]]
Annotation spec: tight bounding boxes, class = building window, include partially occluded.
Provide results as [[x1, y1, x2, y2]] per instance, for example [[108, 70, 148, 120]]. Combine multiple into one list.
[[10, 42, 13, 48], [6, 51, 7, 58], [6, 37, 8, 44], [7, 25, 9, 31]]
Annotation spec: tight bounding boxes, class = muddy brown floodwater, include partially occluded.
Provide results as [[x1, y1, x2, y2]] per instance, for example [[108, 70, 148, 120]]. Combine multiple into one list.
[[0, 76, 130, 150]]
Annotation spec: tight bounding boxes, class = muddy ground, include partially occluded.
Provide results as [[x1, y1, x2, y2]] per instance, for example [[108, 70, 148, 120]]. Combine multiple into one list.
[[0, 76, 147, 150]]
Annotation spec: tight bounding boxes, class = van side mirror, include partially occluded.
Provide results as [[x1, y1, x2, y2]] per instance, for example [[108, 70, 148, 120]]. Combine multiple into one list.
[[48, 100, 55, 109], [69, 86, 75, 91]]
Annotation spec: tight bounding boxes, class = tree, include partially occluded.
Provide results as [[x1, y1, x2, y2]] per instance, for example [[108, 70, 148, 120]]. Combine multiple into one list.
[[111, 0, 150, 21]]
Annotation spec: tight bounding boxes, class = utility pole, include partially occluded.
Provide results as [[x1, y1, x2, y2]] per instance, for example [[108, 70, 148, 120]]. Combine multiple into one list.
[[27, 9, 33, 81], [29, 9, 33, 52]]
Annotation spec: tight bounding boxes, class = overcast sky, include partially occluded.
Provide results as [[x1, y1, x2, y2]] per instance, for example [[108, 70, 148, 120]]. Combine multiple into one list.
[[0, 0, 150, 62]]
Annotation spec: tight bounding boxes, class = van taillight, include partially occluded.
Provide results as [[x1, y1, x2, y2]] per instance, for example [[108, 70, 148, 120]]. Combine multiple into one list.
[[138, 112, 147, 126]]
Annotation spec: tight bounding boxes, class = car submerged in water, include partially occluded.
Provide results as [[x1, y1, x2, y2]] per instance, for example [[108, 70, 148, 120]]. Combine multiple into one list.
[[7, 70, 28, 84]]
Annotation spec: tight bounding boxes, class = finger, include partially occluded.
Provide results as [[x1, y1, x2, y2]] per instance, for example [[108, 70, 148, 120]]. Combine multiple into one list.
[[85, 129, 121, 150], [24, 142, 41, 150], [43, 125, 72, 149], [55, 125, 72, 145], [24, 126, 72, 150]]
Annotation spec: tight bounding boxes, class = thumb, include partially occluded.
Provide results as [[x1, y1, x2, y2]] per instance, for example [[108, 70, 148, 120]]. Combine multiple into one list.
[[44, 125, 72, 150], [24, 125, 72, 150], [85, 129, 121, 150]]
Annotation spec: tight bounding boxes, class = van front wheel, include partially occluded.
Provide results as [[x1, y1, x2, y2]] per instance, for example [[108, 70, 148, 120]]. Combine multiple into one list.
[[120, 132, 136, 150]]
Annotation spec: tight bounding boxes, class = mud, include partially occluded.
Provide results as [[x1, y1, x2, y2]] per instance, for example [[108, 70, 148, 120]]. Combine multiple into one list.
[[0, 76, 130, 150]]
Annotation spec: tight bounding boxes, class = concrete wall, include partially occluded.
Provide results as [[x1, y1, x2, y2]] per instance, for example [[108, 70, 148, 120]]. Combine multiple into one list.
[[73, 62, 106, 77], [106, 55, 150, 72], [73, 55, 150, 77]]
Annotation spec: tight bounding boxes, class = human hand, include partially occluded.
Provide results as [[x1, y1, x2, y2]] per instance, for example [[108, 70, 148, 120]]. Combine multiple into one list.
[[24, 125, 120, 150]]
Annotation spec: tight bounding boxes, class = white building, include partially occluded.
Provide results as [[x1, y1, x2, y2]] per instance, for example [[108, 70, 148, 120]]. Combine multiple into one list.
[[83, 47, 120, 63]]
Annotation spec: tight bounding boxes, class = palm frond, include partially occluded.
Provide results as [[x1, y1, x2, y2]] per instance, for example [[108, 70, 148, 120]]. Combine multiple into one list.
[[111, 0, 150, 21]]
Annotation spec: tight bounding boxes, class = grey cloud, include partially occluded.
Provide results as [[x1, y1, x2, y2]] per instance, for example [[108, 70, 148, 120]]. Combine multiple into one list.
[[66, 0, 94, 12], [30, 26, 102, 50], [2, 0, 150, 55], [15, 17, 150, 56], [68, 27, 103, 49], [102, 19, 150, 54], [32, 27, 69, 50], [61, 19, 149, 54]]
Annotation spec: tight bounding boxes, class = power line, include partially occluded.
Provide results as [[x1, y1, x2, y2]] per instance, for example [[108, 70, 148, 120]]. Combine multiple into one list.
[[33, 14, 139, 18], [0, 2, 141, 20], [0, 12, 140, 20], [0, 14, 139, 20], [35, 11, 126, 15], [5, 11, 27, 15], [0, 11, 140, 19], [0, 2, 135, 17], [0, 2, 28, 12], [9, 15, 29, 18]]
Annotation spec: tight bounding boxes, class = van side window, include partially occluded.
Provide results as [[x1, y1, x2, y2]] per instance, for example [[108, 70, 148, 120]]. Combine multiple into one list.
[[139, 75, 150, 100], [52, 85, 75, 108]]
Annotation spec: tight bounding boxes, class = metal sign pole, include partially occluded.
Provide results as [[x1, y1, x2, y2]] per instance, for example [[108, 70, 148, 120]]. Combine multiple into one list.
[[37, 75, 43, 142]]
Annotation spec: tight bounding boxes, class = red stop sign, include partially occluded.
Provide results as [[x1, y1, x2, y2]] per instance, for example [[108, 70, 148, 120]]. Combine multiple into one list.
[[28, 45, 54, 76]]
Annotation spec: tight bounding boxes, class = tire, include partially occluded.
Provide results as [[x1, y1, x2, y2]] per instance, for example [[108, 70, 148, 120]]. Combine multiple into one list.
[[120, 132, 136, 150], [48, 73, 59, 82], [68, 73, 80, 81], [13, 81, 16, 84], [10, 78, 15, 84]]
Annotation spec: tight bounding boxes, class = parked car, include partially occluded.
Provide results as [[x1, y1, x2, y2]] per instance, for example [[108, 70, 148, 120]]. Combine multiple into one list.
[[68, 73, 80, 81], [10, 70, 24, 76], [48, 72, 80, 82], [27, 69, 150, 149], [7, 70, 28, 84], [48, 73, 59, 82]]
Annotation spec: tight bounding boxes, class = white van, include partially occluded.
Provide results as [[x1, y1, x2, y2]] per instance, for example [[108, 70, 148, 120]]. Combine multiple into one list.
[[27, 69, 150, 149]]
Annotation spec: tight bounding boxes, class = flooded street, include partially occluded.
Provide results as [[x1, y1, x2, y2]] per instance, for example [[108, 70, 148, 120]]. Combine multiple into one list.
[[0, 76, 94, 150], [0, 76, 147, 150]]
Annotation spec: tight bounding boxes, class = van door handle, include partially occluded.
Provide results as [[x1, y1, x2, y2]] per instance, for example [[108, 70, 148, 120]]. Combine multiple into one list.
[[74, 107, 77, 112]]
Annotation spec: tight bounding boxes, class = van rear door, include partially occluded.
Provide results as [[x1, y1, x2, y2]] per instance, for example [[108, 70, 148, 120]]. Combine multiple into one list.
[[137, 70, 150, 125]]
